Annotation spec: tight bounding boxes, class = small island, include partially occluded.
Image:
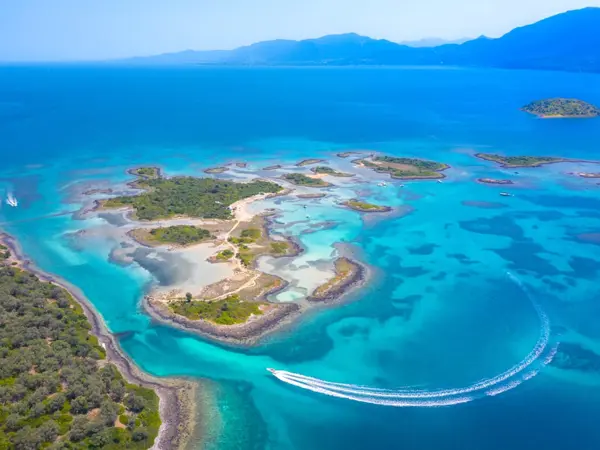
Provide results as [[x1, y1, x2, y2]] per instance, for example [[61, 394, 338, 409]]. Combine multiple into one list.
[[128, 166, 161, 179], [522, 98, 600, 118], [575, 172, 600, 179], [308, 257, 365, 302], [262, 165, 282, 171], [477, 178, 515, 185], [311, 166, 354, 177], [355, 155, 449, 180], [204, 167, 229, 174], [296, 159, 325, 167], [282, 173, 331, 187], [131, 225, 213, 247], [337, 151, 365, 158], [474, 153, 567, 168], [296, 193, 327, 199], [343, 199, 392, 213]]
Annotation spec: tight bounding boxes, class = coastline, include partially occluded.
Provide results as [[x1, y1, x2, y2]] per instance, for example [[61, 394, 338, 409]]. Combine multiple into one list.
[[143, 255, 370, 346], [0, 232, 198, 450]]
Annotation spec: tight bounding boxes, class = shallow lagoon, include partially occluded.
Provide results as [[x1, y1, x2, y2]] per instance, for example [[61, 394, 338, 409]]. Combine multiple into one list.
[[1, 66, 600, 449]]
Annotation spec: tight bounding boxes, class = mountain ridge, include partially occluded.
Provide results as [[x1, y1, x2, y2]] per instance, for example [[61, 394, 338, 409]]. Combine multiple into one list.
[[118, 7, 600, 73]]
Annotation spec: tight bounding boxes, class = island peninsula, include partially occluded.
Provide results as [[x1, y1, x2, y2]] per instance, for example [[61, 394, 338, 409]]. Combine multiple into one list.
[[522, 98, 600, 118], [97, 167, 367, 345], [0, 233, 196, 450], [354, 155, 449, 180]]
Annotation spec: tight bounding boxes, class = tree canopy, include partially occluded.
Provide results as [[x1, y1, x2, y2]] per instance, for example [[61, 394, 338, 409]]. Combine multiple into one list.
[[104, 177, 282, 220], [0, 265, 160, 449]]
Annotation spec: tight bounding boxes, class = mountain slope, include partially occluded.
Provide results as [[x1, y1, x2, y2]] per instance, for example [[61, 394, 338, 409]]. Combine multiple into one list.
[[436, 7, 600, 72]]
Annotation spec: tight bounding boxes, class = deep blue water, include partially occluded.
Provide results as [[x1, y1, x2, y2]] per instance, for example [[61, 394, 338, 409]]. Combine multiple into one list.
[[1, 65, 600, 450]]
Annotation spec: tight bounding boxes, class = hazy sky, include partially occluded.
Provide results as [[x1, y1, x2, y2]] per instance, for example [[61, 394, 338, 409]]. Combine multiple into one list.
[[1, 0, 599, 61]]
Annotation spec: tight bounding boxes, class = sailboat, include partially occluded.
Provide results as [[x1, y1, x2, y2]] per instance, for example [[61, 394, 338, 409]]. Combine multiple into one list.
[[5, 193, 18, 207]]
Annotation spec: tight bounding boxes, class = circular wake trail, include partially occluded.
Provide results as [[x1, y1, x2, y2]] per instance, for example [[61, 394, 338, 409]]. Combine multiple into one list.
[[268, 272, 553, 406]]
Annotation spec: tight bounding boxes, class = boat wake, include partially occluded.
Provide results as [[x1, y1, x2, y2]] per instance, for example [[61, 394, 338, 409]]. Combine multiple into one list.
[[268, 272, 555, 407]]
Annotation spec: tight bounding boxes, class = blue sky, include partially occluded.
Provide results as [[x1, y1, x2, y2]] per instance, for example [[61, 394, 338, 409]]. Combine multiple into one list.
[[1, 0, 599, 61]]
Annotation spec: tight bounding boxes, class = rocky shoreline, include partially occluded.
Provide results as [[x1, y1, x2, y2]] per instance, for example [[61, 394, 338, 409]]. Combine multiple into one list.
[[144, 254, 369, 346], [0, 232, 198, 450], [143, 295, 302, 346], [308, 257, 367, 302]]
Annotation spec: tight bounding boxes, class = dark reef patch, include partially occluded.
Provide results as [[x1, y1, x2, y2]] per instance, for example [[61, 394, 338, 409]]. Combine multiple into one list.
[[462, 200, 508, 209], [552, 342, 600, 373], [568, 256, 600, 280], [522, 194, 600, 211], [569, 232, 600, 246], [396, 265, 430, 278], [337, 323, 370, 338], [491, 241, 560, 277], [431, 271, 447, 281], [541, 278, 568, 292], [447, 253, 478, 265], [407, 243, 438, 255], [509, 210, 565, 221], [459, 216, 524, 239]]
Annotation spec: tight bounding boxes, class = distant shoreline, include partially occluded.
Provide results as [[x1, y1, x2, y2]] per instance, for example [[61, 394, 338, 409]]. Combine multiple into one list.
[[0, 232, 198, 450], [474, 153, 600, 168]]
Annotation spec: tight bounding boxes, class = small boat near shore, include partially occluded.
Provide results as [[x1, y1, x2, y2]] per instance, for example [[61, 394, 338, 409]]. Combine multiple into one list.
[[500, 192, 514, 197]]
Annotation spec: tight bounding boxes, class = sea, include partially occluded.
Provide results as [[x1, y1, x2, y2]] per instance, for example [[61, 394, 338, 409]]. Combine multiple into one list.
[[1, 65, 600, 450]]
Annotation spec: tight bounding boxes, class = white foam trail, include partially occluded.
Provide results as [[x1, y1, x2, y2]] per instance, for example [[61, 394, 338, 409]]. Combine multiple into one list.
[[273, 372, 474, 407], [269, 272, 551, 406], [485, 378, 524, 396], [544, 343, 559, 365]]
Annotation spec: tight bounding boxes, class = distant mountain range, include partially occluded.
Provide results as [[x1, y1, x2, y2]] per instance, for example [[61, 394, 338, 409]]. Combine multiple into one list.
[[121, 8, 600, 73]]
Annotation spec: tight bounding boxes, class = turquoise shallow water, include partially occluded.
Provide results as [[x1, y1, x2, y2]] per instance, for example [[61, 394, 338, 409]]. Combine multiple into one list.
[[1, 66, 600, 449]]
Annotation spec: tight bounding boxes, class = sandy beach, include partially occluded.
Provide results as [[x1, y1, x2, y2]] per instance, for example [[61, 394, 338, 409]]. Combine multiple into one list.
[[0, 232, 198, 450]]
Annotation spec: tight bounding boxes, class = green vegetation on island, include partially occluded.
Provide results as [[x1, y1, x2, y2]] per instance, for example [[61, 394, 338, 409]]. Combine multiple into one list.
[[522, 98, 600, 118], [474, 153, 566, 168], [148, 225, 212, 246], [343, 199, 391, 212], [282, 173, 331, 187], [270, 242, 290, 254], [311, 166, 354, 177], [169, 294, 264, 325], [214, 249, 234, 261], [103, 177, 282, 221], [357, 156, 449, 179], [229, 228, 264, 267], [227, 220, 295, 267], [0, 265, 160, 449], [0, 244, 10, 261]]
